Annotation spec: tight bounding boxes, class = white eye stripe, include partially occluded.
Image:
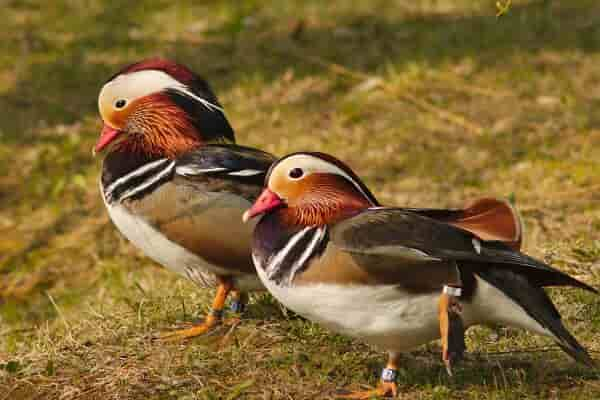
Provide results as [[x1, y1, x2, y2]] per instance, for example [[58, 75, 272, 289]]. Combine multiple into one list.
[[100, 70, 223, 114], [272, 155, 376, 205], [171, 84, 223, 113]]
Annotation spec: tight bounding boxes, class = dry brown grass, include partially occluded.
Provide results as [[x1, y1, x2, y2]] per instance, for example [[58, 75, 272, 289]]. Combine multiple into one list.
[[1, 0, 599, 398]]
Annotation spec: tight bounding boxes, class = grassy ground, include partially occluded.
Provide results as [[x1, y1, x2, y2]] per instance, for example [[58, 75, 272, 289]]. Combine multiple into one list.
[[1, 0, 600, 398]]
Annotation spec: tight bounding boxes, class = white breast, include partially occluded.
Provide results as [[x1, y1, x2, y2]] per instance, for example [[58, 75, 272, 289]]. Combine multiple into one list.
[[255, 260, 553, 352]]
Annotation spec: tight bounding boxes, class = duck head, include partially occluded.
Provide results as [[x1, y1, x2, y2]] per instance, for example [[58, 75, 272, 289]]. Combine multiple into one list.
[[96, 58, 234, 158]]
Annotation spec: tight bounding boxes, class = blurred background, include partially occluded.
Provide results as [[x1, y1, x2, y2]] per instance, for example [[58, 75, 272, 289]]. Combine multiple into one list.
[[1, 1, 599, 398]]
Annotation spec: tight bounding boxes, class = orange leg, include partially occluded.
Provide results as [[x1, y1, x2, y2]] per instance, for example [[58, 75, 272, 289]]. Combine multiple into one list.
[[439, 292, 451, 363], [438, 291, 465, 376], [337, 353, 400, 399], [161, 277, 235, 341]]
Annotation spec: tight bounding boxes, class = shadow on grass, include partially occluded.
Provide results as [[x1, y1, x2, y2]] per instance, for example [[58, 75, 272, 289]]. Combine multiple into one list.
[[2, 1, 600, 145], [0, 1, 153, 145], [342, 349, 600, 394], [1, 0, 599, 331]]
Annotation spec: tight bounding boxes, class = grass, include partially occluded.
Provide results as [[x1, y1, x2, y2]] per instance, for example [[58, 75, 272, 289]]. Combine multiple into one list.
[[1, 0, 600, 398]]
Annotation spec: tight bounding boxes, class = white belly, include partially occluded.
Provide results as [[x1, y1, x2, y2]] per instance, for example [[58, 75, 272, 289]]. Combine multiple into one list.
[[106, 201, 263, 291], [106, 201, 223, 285], [256, 264, 552, 352], [101, 172, 267, 291]]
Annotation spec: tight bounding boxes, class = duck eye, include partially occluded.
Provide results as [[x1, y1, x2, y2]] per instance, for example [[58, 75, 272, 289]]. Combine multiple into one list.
[[114, 99, 127, 109], [288, 168, 304, 179]]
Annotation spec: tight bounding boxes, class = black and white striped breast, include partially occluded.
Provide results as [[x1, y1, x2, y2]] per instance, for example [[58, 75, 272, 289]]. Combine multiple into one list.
[[102, 157, 175, 204], [253, 216, 329, 287]]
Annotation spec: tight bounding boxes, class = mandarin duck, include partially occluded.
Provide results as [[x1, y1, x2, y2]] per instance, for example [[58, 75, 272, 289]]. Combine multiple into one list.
[[94, 59, 508, 341], [95, 59, 276, 339], [243, 152, 596, 398]]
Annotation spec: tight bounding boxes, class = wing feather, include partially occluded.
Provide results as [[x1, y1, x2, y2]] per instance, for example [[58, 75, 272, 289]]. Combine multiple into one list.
[[175, 144, 275, 187], [331, 208, 596, 292]]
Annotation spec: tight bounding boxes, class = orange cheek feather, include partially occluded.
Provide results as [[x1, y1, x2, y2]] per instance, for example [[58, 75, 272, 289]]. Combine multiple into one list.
[[280, 174, 372, 226], [112, 94, 201, 158]]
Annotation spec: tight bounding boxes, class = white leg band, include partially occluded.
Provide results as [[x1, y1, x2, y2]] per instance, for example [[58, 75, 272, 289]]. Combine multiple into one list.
[[443, 285, 462, 297]]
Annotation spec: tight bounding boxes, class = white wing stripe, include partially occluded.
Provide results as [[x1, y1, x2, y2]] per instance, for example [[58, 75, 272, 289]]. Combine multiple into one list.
[[228, 169, 263, 176], [103, 70, 224, 114], [344, 245, 441, 261], [472, 238, 482, 254], [175, 166, 228, 176], [176, 166, 264, 177]]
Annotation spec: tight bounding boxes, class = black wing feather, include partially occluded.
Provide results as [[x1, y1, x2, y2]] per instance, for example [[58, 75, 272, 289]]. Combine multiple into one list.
[[473, 266, 594, 365], [332, 208, 596, 293], [175, 144, 276, 186]]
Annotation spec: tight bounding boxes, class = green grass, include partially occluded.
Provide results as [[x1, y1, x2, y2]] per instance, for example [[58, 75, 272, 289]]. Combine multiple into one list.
[[1, 0, 600, 398]]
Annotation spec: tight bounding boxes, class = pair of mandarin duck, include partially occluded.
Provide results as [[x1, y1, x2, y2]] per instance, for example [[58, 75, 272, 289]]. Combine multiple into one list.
[[96, 59, 596, 398]]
